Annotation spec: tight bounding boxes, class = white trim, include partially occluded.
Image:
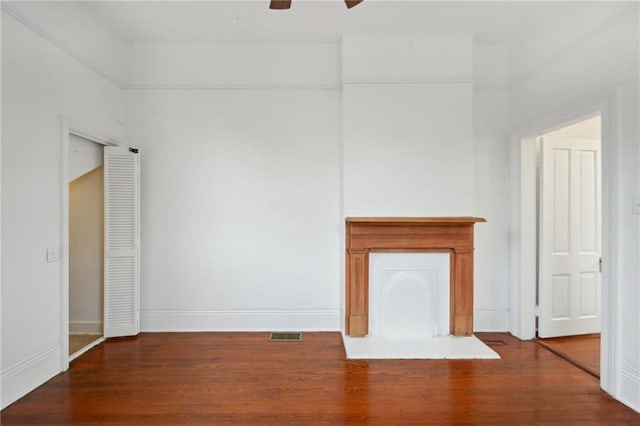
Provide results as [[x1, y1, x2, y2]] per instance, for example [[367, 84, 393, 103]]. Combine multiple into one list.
[[339, 88, 346, 334], [124, 84, 340, 91], [473, 308, 510, 332], [510, 87, 621, 397], [342, 79, 473, 86], [0, 345, 60, 410], [618, 365, 640, 413], [473, 85, 507, 94], [508, 4, 639, 90], [140, 309, 342, 332], [60, 116, 119, 373], [518, 137, 538, 340], [69, 321, 104, 334]]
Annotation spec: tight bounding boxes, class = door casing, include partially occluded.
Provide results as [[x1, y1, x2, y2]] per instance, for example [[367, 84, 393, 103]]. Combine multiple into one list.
[[60, 116, 119, 371], [510, 87, 621, 397]]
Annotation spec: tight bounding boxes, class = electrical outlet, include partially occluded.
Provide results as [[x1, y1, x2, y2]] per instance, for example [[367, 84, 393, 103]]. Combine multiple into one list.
[[46, 245, 59, 263], [633, 197, 640, 215]]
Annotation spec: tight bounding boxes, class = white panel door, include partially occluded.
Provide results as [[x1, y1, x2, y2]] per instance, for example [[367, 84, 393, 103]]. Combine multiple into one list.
[[104, 146, 140, 338], [539, 137, 601, 338]]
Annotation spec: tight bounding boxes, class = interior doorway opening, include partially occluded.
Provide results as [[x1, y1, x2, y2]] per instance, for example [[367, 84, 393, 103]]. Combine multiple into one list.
[[516, 89, 621, 397], [530, 115, 602, 377], [68, 134, 106, 360], [61, 118, 140, 372]]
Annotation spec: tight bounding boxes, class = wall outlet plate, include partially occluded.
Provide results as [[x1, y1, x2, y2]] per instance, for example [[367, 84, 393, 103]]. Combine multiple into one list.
[[633, 197, 640, 215]]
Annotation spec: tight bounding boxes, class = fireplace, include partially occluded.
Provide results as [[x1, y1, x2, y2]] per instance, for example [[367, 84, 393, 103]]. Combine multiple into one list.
[[369, 252, 450, 338], [345, 217, 486, 337]]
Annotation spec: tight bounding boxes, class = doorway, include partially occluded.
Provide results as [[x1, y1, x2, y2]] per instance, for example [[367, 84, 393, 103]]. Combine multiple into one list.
[[515, 89, 621, 396], [60, 118, 141, 372], [533, 116, 602, 376], [68, 134, 106, 360]]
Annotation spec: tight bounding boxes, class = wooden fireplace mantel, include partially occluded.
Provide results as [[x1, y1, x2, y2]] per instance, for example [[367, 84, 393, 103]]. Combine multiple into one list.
[[345, 216, 486, 337]]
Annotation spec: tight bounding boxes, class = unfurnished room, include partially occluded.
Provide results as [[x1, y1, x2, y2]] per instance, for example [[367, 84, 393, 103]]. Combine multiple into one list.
[[1, 1, 639, 424]]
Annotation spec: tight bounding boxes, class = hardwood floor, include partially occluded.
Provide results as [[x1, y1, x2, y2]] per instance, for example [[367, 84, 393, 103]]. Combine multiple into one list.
[[2, 332, 638, 425], [537, 334, 601, 378]]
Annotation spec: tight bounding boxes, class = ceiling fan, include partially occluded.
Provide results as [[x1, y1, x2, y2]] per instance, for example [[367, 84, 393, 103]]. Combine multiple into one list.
[[270, 0, 363, 10]]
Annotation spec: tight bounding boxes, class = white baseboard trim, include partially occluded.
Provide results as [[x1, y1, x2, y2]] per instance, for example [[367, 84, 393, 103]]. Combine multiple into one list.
[[1, 344, 61, 410], [69, 321, 103, 334], [141, 309, 342, 332], [473, 308, 510, 332], [618, 364, 640, 413]]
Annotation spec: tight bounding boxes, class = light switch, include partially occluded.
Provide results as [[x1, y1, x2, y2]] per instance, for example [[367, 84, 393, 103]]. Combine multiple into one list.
[[46, 245, 59, 263], [633, 197, 640, 215]]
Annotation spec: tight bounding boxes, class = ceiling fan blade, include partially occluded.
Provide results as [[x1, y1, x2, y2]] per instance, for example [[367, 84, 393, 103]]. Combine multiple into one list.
[[270, 0, 292, 9], [345, 0, 363, 8]]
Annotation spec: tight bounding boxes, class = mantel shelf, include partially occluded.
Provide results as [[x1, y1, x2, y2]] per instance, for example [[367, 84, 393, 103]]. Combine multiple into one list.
[[346, 217, 486, 224]]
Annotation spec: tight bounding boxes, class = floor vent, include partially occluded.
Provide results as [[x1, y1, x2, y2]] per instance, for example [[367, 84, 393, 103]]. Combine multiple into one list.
[[269, 332, 303, 342]]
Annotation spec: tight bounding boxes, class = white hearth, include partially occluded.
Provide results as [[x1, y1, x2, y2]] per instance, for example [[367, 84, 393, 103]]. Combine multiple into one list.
[[342, 334, 500, 359], [343, 252, 499, 359]]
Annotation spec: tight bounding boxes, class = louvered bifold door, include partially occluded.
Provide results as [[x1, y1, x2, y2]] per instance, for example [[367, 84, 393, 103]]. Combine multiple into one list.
[[104, 146, 140, 338]]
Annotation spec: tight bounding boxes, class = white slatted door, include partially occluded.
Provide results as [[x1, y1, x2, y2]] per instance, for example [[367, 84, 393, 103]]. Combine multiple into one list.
[[104, 146, 140, 338], [538, 137, 601, 338]]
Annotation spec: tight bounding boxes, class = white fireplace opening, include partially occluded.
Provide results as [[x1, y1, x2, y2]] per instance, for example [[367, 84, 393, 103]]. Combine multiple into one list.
[[369, 252, 450, 338]]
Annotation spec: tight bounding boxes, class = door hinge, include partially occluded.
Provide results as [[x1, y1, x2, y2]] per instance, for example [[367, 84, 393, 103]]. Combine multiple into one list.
[[534, 305, 540, 317], [599, 257, 603, 273]]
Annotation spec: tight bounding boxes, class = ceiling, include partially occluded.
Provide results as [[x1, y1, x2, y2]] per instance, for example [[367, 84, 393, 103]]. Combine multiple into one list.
[[82, 1, 634, 47]]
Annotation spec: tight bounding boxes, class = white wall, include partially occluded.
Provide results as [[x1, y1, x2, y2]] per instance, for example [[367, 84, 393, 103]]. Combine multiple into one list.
[[125, 87, 342, 331], [472, 46, 510, 331], [125, 43, 339, 89], [124, 36, 511, 334], [68, 134, 104, 182], [69, 166, 104, 334], [342, 35, 474, 217], [546, 116, 600, 139], [341, 36, 511, 331], [509, 8, 639, 411], [124, 41, 343, 330], [1, 10, 123, 408]]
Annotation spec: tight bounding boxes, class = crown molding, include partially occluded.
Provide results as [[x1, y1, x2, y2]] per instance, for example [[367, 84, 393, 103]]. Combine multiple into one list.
[[1, 3, 125, 89], [123, 83, 341, 91], [473, 85, 507, 94], [508, 4, 639, 91], [342, 79, 473, 86]]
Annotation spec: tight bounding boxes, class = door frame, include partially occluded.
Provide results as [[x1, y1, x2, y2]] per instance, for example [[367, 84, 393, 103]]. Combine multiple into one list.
[[60, 116, 119, 371], [510, 87, 621, 396]]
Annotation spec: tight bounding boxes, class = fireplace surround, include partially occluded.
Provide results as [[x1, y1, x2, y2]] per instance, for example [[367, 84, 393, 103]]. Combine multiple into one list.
[[345, 217, 486, 337]]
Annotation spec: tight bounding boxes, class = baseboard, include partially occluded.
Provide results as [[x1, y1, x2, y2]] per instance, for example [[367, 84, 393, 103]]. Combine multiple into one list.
[[473, 308, 510, 332], [618, 364, 640, 413], [1, 344, 61, 410], [69, 321, 103, 334], [141, 309, 342, 332], [141, 309, 505, 333]]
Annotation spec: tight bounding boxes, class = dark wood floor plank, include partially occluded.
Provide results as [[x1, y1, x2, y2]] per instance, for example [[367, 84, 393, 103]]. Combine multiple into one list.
[[537, 333, 600, 377], [2, 332, 638, 425]]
